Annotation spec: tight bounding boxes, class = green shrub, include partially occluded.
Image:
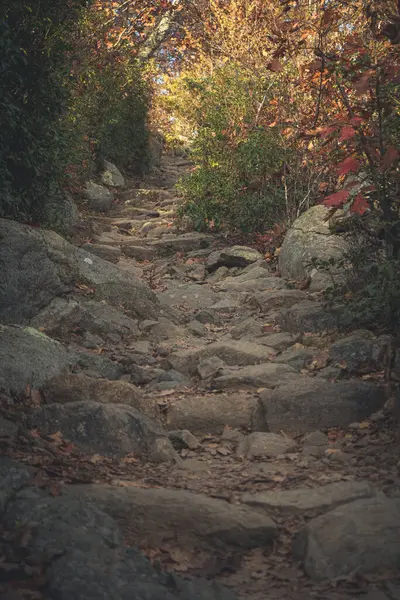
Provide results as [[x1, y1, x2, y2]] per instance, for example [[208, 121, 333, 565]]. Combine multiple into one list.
[[170, 63, 287, 232], [0, 2, 150, 230], [0, 1, 81, 223], [311, 226, 400, 332]]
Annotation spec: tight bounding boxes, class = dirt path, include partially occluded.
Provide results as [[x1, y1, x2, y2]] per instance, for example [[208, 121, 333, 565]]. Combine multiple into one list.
[[69, 154, 400, 600], [2, 154, 400, 600]]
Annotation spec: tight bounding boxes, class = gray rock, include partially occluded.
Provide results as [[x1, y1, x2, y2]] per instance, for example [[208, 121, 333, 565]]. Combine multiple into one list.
[[65, 484, 277, 551], [31, 297, 139, 342], [237, 432, 297, 458], [216, 275, 286, 293], [40, 191, 80, 234], [84, 181, 114, 212], [316, 366, 343, 380], [168, 430, 200, 450], [0, 416, 18, 441], [259, 377, 386, 434], [81, 243, 122, 263], [159, 282, 219, 309], [42, 374, 159, 421], [207, 246, 263, 272], [165, 394, 264, 435], [293, 496, 400, 580], [273, 345, 317, 369], [101, 160, 125, 187], [0, 219, 159, 324], [186, 319, 208, 337], [251, 289, 308, 312], [329, 332, 391, 374], [168, 341, 277, 376], [230, 318, 263, 340], [213, 363, 297, 390], [207, 266, 230, 283], [197, 356, 227, 379], [0, 325, 72, 396], [0, 458, 32, 514], [276, 300, 352, 333], [186, 263, 206, 282], [26, 401, 177, 462], [5, 484, 236, 600], [243, 481, 376, 514], [72, 351, 125, 380], [120, 244, 157, 261], [259, 332, 300, 351], [302, 430, 329, 447], [279, 205, 348, 291], [151, 233, 214, 256]]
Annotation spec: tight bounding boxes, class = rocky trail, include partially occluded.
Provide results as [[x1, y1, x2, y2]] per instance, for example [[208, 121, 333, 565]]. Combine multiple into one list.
[[0, 154, 400, 600]]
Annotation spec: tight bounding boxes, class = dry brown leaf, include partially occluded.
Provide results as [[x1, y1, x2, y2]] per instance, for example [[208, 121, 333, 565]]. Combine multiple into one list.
[[48, 431, 63, 444]]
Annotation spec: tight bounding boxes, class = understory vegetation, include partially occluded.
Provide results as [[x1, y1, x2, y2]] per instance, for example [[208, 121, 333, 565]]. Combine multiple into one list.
[[0, 0, 150, 226], [3, 0, 400, 329]]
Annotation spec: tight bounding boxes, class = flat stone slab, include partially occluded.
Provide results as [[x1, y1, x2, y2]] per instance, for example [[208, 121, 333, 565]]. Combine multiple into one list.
[[213, 363, 298, 390], [293, 496, 400, 580], [168, 341, 277, 376], [242, 481, 376, 514], [259, 377, 386, 434], [65, 484, 277, 551], [26, 401, 176, 462], [165, 394, 264, 435], [237, 432, 297, 459]]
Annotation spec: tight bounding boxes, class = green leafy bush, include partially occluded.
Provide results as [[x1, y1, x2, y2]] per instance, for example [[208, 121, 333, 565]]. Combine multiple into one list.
[[0, 2, 150, 230], [0, 1, 81, 223], [171, 63, 287, 233], [311, 226, 400, 331]]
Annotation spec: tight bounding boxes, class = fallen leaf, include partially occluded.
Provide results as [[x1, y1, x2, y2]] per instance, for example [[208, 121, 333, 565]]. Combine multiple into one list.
[[48, 431, 64, 444], [325, 448, 341, 455]]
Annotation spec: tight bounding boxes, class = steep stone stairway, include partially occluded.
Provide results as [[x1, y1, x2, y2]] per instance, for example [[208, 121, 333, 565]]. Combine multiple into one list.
[[1, 154, 400, 600]]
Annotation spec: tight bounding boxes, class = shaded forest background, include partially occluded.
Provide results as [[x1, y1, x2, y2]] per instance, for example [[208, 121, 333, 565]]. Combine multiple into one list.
[[2, 0, 400, 328]]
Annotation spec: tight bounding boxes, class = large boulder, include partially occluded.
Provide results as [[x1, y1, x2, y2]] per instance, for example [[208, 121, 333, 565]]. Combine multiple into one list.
[[65, 483, 277, 551], [42, 374, 160, 421], [207, 246, 263, 272], [167, 341, 277, 376], [328, 331, 391, 374], [1, 464, 236, 600], [279, 205, 348, 291], [151, 233, 214, 256], [275, 300, 352, 333], [40, 191, 80, 233], [242, 481, 376, 515], [165, 393, 264, 434], [101, 160, 125, 187], [26, 401, 177, 462], [293, 496, 400, 580], [84, 181, 114, 212], [30, 297, 140, 343], [0, 325, 72, 396], [250, 289, 308, 312], [258, 377, 386, 434], [212, 363, 298, 390], [0, 218, 160, 324]]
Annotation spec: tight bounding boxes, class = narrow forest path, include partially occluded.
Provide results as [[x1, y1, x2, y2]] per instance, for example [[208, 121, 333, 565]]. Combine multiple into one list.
[[2, 154, 400, 600], [66, 154, 400, 600]]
